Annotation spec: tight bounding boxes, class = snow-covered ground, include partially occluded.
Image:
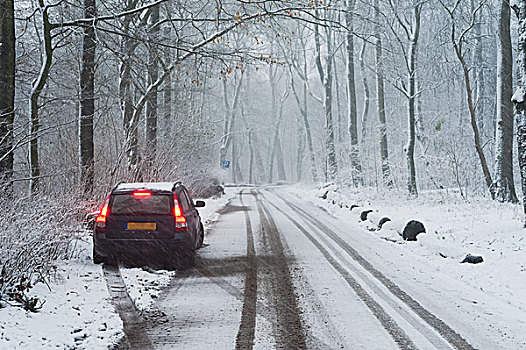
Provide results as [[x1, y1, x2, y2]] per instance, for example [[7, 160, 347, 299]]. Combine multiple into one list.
[[288, 184, 526, 348], [0, 241, 124, 350], [0, 188, 236, 350], [3, 184, 525, 349]]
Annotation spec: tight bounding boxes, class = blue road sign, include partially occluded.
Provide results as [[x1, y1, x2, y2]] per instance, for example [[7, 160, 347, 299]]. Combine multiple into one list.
[[222, 160, 230, 168]]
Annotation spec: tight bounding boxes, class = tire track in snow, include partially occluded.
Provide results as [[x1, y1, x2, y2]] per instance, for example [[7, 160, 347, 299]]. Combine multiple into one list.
[[253, 190, 307, 350], [269, 190, 476, 350], [263, 196, 417, 350], [103, 264, 154, 350], [108, 189, 331, 349], [235, 190, 258, 350]]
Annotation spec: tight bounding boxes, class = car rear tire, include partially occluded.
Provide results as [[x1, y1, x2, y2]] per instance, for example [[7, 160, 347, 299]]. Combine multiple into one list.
[[93, 246, 104, 264], [197, 223, 204, 249]]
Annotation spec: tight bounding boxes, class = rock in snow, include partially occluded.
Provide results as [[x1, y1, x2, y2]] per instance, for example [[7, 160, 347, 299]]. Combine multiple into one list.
[[402, 220, 426, 241], [461, 254, 484, 264], [360, 209, 374, 221], [378, 217, 392, 230]]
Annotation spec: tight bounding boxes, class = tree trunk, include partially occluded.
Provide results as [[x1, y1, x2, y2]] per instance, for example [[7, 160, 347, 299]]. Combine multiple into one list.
[[120, 44, 140, 179], [276, 101, 287, 181], [219, 74, 244, 166], [289, 52, 318, 182], [79, 0, 96, 194], [145, 6, 159, 170], [315, 19, 337, 180], [0, 0, 15, 189], [359, 39, 370, 142], [248, 129, 254, 184], [471, 0, 486, 136], [333, 54, 343, 144], [232, 130, 237, 183], [253, 134, 264, 184], [374, 0, 393, 188], [495, 0, 518, 203], [268, 65, 278, 183], [302, 76, 317, 182], [296, 113, 305, 182], [451, 39, 494, 196], [118, 1, 147, 181], [269, 66, 288, 183], [29, 1, 54, 193], [513, 1, 526, 225], [444, 0, 493, 197], [406, 7, 420, 196], [162, 2, 172, 139], [346, 0, 362, 186], [163, 56, 171, 139]]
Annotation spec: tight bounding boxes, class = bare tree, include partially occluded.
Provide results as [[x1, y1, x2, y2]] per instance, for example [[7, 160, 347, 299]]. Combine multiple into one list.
[[282, 22, 318, 182], [442, 0, 494, 198], [374, 0, 393, 188], [162, 1, 172, 139], [219, 73, 244, 170], [79, 0, 97, 194], [512, 1, 526, 225], [145, 5, 160, 170], [494, 0, 517, 203], [29, 0, 54, 192], [387, 0, 422, 195], [0, 0, 15, 189], [119, 1, 141, 180], [471, 0, 486, 135], [314, 11, 337, 180], [346, 0, 363, 186], [268, 65, 288, 183]]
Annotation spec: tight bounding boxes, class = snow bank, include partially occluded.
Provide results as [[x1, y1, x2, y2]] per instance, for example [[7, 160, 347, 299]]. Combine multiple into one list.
[[0, 238, 122, 350], [289, 184, 526, 314]]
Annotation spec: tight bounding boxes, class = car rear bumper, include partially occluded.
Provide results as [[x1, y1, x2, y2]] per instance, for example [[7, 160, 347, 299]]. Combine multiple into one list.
[[94, 231, 193, 259]]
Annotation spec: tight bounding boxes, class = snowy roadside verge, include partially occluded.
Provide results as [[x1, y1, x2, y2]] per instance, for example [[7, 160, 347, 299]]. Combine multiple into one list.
[[287, 185, 526, 326], [0, 188, 237, 349], [0, 237, 123, 350]]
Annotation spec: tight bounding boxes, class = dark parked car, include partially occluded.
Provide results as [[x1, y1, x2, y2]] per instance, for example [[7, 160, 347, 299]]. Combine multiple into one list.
[[93, 182, 205, 267]]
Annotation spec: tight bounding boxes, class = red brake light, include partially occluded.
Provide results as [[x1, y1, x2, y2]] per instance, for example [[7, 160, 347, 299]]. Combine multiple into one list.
[[95, 195, 111, 229], [133, 191, 151, 198], [96, 204, 108, 223], [173, 193, 187, 230]]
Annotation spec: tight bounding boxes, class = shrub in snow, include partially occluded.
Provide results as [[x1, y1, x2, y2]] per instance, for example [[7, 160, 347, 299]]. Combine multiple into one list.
[[169, 170, 223, 198], [402, 220, 426, 241], [197, 183, 225, 199], [0, 193, 87, 310]]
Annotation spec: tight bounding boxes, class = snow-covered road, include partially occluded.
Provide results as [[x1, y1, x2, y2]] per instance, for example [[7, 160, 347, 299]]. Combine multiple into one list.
[[108, 186, 522, 349]]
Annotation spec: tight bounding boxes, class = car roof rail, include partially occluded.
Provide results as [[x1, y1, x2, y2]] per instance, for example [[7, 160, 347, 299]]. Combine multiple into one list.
[[171, 181, 182, 191], [111, 180, 125, 192]]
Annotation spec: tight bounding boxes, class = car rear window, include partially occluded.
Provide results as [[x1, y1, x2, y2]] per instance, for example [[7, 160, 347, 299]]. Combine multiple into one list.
[[110, 194, 172, 215]]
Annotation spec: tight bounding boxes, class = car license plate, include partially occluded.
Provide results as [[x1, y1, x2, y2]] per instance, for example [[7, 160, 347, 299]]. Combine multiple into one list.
[[126, 222, 156, 231]]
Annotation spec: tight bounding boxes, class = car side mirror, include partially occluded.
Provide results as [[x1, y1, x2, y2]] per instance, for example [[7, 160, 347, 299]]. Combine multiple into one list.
[[195, 200, 205, 208]]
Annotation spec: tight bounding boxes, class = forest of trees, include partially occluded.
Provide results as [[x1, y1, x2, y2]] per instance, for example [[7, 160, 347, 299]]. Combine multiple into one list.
[[2, 0, 526, 221]]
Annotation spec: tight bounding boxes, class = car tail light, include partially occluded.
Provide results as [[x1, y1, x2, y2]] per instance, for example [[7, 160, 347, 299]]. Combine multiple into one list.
[[173, 193, 188, 230], [133, 190, 151, 198], [95, 195, 111, 229]]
